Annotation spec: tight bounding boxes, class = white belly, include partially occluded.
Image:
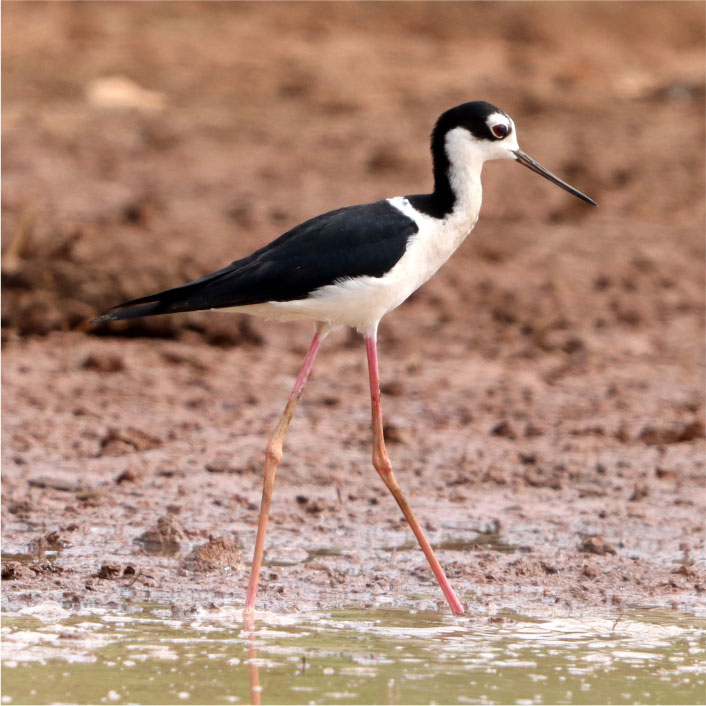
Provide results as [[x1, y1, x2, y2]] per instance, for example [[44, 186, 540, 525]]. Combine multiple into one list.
[[227, 194, 481, 334]]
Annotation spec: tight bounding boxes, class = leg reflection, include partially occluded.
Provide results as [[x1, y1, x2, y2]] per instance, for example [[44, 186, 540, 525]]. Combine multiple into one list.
[[244, 612, 261, 705]]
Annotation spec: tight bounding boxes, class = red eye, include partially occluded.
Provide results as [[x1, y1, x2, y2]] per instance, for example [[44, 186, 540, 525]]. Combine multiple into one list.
[[492, 124, 508, 138]]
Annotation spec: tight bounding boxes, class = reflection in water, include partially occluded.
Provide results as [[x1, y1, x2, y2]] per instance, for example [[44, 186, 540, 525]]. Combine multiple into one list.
[[244, 612, 262, 705]]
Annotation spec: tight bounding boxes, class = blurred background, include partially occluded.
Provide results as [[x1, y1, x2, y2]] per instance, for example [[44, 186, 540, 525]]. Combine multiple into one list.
[[2, 1, 703, 358]]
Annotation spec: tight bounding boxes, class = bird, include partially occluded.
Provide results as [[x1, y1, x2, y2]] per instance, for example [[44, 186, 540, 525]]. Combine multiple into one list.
[[93, 101, 596, 616]]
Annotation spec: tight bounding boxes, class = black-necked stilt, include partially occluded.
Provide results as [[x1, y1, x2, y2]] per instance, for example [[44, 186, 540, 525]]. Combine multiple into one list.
[[94, 101, 596, 615]]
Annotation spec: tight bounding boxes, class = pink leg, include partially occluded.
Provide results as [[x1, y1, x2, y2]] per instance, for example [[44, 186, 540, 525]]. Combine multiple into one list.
[[244, 328, 324, 614], [365, 334, 464, 615]]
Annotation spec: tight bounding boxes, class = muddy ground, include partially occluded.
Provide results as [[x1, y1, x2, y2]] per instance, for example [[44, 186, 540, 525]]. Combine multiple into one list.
[[2, 2, 705, 618]]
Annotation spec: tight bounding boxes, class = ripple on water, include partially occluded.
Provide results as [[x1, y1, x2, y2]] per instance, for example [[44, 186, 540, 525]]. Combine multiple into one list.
[[1, 606, 704, 705]]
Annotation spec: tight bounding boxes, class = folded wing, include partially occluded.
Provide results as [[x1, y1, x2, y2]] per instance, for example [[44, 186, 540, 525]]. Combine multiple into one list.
[[93, 200, 418, 323]]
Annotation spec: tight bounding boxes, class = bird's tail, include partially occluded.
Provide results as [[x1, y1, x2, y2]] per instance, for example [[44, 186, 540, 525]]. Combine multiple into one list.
[[91, 259, 248, 324], [91, 291, 196, 324]]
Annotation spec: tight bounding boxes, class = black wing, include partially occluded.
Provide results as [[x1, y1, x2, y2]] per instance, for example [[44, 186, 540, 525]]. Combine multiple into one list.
[[93, 200, 417, 322]]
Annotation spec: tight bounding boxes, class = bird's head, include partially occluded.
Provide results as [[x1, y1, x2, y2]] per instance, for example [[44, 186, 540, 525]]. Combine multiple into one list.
[[432, 101, 596, 205]]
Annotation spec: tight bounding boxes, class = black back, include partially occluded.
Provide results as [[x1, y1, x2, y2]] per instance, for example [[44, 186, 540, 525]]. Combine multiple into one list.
[[94, 199, 418, 322]]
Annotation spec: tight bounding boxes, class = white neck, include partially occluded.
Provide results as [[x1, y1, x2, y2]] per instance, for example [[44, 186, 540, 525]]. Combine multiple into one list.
[[443, 127, 486, 230]]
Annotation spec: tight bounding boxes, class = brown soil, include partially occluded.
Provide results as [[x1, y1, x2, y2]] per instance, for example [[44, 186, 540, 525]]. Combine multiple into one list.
[[2, 2, 705, 617]]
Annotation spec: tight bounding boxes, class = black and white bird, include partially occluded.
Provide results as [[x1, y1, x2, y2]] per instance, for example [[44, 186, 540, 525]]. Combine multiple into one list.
[[94, 101, 596, 616]]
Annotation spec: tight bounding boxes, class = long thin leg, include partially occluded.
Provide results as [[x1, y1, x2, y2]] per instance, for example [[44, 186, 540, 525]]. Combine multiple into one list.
[[365, 333, 464, 615], [244, 328, 325, 614]]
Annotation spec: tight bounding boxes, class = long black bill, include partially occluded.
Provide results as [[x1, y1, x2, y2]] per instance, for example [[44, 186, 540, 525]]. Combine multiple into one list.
[[513, 149, 597, 206]]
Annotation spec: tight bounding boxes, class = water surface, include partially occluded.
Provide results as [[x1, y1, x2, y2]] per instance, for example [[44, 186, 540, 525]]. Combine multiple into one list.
[[2, 604, 704, 704]]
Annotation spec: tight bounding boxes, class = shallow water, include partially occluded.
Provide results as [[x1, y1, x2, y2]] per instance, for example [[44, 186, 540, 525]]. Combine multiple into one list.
[[2, 604, 704, 705]]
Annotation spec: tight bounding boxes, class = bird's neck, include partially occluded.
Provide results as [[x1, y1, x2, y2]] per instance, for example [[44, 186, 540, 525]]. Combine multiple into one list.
[[411, 128, 484, 224]]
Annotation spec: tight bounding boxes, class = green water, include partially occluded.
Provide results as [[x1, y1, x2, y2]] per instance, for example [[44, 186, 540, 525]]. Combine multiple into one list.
[[2, 604, 704, 705]]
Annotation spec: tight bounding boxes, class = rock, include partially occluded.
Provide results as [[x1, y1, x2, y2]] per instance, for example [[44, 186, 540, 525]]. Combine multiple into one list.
[[97, 564, 122, 579], [2, 562, 27, 580], [383, 422, 407, 444], [182, 536, 243, 573], [380, 380, 404, 396], [81, 353, 124, 373], [28, 473, 83, 492], [99, 427, 162, 456], [582, 563, 600, 579], [491, 420, 517, 440], [578, 536, 617, 555], [523, 467, 562, 490], [135, 514, 189, 556], [86, 76, 165, 111], [628, 482, 650, 501], [638, 421, 705, 445], [115, 468, 139, 484]]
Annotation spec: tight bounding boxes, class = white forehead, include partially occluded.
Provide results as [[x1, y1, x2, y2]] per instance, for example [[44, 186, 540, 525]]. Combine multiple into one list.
[[486, 111, 512, 130]]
